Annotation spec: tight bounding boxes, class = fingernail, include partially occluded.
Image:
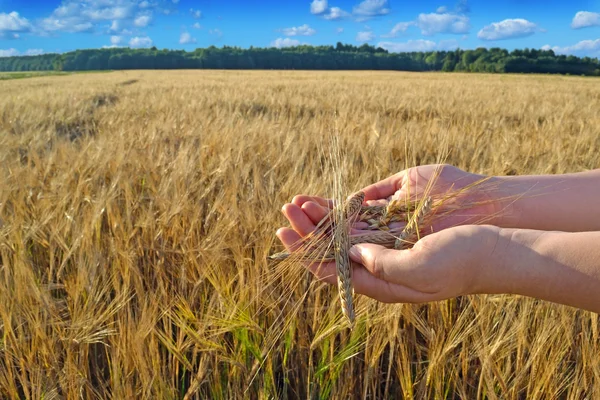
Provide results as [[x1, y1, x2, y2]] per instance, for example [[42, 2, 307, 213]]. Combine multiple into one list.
[[349, 245, 363, 260]]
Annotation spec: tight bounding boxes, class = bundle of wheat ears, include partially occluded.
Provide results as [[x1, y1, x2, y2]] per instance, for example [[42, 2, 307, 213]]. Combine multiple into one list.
[[269, 191, 435, 327]]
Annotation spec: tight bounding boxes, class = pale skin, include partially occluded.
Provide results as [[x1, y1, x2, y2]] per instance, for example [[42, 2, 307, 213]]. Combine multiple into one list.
[[277, 165, 600, 313]]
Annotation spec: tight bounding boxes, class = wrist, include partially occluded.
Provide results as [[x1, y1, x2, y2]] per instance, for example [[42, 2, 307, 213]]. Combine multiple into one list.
[[486, 176, 523, 228], [483, 227, 548, 296]]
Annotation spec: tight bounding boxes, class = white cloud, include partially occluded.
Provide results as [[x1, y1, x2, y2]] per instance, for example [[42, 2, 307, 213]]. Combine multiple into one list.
[[40, 17, 94, 33], [190, 8, 202, 19], [571, 12, 600, 29], [477, 19, 538, 41], [336, 27, 344, 34], [133, 14, 151, 27], [209, 28, 223, 39], [377, 39, 459, 52], [110, 35, 123, 45], [356, 31, 375, 42], [543, 39, 600, 57], [109, 20, 124, 33], [0, 48, 20, 57], [129, 36, 153, 48], [0, 48, 45, 57], [24, 49, 44, 56], [281, 24, 316, 36], [436, 6, 448, 14], [179, 32, 196, 44], [324, 7, 351, 20], [353, 0, 390, 19], [271, 37, 301, 48], [192, 22, 201, 29], [381, 21, 414, 38], [311, 0, 328, 15], [416, 12, 470, 35], [38, 0, 159, 35], [0, 12, 33, 38]]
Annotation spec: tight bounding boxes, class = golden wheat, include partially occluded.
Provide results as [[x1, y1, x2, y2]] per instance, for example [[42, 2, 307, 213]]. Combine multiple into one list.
[[0, 70, 599, 398]]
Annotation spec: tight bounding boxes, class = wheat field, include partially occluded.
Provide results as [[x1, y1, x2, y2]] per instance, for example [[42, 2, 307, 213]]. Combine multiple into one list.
[[1, 70, 599, 399]]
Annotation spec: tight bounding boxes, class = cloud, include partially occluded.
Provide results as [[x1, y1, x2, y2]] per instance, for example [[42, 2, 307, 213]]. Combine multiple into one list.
[[281, 24, 316, 36], [356, 31, 375, 42], [310, 0, 328, 15], [324, 7, 351, 20], [133, 14, 152, 27], [25, 49, 45, 56], [0, 11, 33, 38], [38, 0, 159, 35], [477, 19, 539, 41], [377, 39, 460, 52], [190, 8, 202, 19], [352, 0, 390, 20], [416, 12, 470, 35], [0, 48, 45, 57], [192, 22, 201, 29], [336, 27, 344, 34], [571, 12, 600, 29], [381, 21, 414, 38], [0, 48, 20, 57], [209, 28, 223, 39], [179, 32, 196, 44], [172, 0, 179, 3], [271, 37, 302, 48], [311, 0, 350, 20], [436, 6, 448, 14], [129, 36, 153, 48], [110, 35, 123, 45], [543, 39, 600, 57]]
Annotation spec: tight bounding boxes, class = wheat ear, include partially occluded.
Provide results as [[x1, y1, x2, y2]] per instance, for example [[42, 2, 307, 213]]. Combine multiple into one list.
[[331, 191, 362, 327], [394, 196, 432, 250]]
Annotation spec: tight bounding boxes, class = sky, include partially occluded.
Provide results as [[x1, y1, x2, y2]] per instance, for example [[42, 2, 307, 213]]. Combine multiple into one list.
[[1, 0, 600, 58]]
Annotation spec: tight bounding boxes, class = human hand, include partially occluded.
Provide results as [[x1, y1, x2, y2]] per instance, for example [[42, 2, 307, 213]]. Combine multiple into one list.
[[277, 224, 502, 303], [283, 164, 499, 236]]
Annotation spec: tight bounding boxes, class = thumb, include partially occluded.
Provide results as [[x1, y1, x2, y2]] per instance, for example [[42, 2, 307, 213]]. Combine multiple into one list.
[[349, 243, 402, 282]]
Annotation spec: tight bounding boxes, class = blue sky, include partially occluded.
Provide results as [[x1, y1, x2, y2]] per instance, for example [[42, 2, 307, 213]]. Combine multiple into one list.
[[1, 0, 600, 58]]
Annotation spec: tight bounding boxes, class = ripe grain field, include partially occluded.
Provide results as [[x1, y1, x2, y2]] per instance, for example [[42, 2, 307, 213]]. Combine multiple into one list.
[[1, 70, 599, 399]]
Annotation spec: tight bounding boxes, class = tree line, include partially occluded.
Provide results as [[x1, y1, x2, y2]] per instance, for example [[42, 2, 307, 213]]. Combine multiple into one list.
[[0, 43, 598, 76]]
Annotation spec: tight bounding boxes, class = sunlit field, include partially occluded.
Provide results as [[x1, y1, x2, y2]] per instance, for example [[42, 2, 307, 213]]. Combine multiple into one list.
[[1, 70, 599, 399]]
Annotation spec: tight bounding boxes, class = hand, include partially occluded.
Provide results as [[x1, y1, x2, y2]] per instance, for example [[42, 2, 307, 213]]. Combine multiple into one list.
[[277, 224, 502, 303], [281, 164, 499, 236]]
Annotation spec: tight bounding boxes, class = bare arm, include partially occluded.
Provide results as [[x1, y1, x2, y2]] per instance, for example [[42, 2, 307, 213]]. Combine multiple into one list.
[[494, 169, 600, 232], [482, 228, 600, 313]]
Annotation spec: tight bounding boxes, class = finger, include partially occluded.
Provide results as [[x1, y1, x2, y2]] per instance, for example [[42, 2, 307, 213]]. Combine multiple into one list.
[[350, 266, 437, 303], [277, 227, 336, 282], [349, 243, 429, 290], [292, 195, 334, 209], [365, 199, 389, 207], [276, 227, 303, 251], [301, 201, 329, 225], [282, 203, 317, 237], [361, 172, 405, 201], [309, 261, 440, 304]]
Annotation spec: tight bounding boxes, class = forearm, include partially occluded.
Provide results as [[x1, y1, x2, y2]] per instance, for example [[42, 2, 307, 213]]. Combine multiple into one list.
[[483, 228, 600, 313], [492, 169, 600, 232]]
